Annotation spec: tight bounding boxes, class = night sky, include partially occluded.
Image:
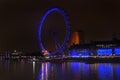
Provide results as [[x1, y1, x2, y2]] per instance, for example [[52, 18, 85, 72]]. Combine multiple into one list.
[[1, 0, 120, 52]]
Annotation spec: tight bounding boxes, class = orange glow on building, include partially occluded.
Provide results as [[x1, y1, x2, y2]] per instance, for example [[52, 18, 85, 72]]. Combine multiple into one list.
[[70, 31, 80, 45]]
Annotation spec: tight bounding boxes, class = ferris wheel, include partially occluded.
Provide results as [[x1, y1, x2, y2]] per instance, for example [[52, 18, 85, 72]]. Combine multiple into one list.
[[38, 7, 70, 55]]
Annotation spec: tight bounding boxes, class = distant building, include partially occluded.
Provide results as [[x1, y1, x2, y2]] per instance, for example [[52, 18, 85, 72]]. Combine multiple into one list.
[[70, 31, 80, 45], [69, 39, 120, 57], [11, 50, 19, 56], [70, 30, 84, 46]]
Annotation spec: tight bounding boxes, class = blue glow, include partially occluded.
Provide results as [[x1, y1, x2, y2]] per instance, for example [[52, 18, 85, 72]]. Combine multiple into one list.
[[80, 49, 89, 56], [71, 62, 80, 74], [98, 64, 114, 80], [38, 7, 70, 54], [81, 56, 89, 58], [114, 48, 120, 56], [81, 63, 90, 80], [97, 48, 112, 56], [115, 64, 120, 80], [71, 56, 80, 58], [69, 50, 79, 56], [68, 49, 89, 58]]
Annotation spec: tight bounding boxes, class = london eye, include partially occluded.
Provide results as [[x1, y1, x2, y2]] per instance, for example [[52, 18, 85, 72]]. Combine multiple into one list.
[[38, 7, 70, 55]]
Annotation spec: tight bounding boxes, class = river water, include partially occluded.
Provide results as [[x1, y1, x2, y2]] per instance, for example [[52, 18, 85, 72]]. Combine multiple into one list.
[[0, 60, 120, 80]]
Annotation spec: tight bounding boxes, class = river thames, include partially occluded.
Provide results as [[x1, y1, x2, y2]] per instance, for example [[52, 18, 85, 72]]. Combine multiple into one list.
[[0, 60, 120, 80]]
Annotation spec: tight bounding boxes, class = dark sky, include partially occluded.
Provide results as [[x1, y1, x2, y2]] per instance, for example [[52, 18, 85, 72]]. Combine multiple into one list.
[[1, 0, 120, 52]]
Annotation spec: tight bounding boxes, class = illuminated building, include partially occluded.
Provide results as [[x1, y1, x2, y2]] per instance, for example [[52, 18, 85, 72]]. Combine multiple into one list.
[[70, 31, 80, 45], [114, 48, 120, 56], [97, 48, 112, 56], [70, 30, 84, 46], [68, 49, 89, 58], [69, 39, 120, 56]]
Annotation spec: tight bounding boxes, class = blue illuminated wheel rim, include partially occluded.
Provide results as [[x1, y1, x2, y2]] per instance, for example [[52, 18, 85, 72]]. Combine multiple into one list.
[[38, 7, 70, 55]]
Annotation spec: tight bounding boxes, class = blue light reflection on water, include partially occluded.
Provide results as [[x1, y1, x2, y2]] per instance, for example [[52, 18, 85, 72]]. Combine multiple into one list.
[[71, 62, 80, 74], [115, 64, 120, 80], [1, 61, 120, 80], [98, 63, 114, 80], [36, 62, 120, 80], [70, 62, 81, 80]]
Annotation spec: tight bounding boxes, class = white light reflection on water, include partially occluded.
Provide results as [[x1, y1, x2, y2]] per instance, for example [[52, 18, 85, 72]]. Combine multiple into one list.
[[38, 62, 49, 80], [33, 61, 35, 79]]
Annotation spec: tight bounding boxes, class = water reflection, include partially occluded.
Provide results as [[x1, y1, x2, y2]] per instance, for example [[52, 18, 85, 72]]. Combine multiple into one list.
[[115, 64, 120, 80], [38, 62, 49, 80], [37, 62, 120, 80], [33, 61, 35, 79], [1, 60, 120, 80], [98, 64, 114, 80]]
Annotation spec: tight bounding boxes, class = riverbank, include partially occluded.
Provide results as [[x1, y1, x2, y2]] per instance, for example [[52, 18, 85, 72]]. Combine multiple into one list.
[[46, 57, 120, 63], [2, 56, 120, 63]]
